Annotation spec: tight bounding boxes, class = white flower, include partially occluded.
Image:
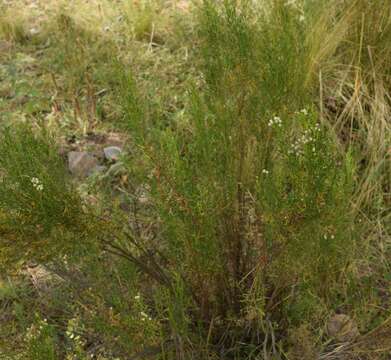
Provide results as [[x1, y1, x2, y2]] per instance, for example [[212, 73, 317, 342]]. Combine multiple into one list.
[[268, 116, 282, 127], [134, 295, 140, 300], [31, 177, 44, 191], [262, 169, 269, 175], [299, 14, 305, 22]]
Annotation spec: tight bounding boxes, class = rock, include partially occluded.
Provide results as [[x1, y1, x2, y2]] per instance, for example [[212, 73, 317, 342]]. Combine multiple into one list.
[[103, 146, 122, 162], [90, 165, 107, 175], [68, 151, 98, 177], [327, 314, 359, 342]]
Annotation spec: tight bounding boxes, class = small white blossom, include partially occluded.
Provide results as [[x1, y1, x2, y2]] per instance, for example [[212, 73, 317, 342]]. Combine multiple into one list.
[[31, 177, 44, 191], [268, 116, 282, 128], [289, 123, 320, 157]]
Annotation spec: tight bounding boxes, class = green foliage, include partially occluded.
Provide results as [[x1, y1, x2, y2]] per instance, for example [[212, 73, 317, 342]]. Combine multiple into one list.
[[119, 1, 359, 356], [0, 9, 28, 44], [199, 0, 311, 113], [0, 0, 389, 358], [262, 109, 356, 293], [26, 318, 57, 360], [47, 13, 114, 89], [0, 124, 84, 266]]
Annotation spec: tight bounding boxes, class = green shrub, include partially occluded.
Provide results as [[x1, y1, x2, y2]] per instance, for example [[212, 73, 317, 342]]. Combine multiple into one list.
[[116, 1, 359, 356], [1, 0, 387, 358], [0, 124, 85, 267]]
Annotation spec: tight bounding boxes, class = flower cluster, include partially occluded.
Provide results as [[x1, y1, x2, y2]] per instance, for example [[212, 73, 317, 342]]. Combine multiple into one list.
[[268, 116, 282, 128], [289, 130, 314, 156], [31, 177, 44, 191], [288, 123, 321, 157]]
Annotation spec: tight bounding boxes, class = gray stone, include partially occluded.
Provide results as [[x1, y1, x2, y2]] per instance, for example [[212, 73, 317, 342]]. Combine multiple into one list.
[[68, 151, 98, 177], [327, 314, 359, 342], [90, 165, 107, 176], [103, 146, 122, 162]]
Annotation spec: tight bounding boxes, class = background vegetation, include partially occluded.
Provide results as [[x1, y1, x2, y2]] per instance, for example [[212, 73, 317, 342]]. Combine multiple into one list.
[[0, 0, 390, 359]]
